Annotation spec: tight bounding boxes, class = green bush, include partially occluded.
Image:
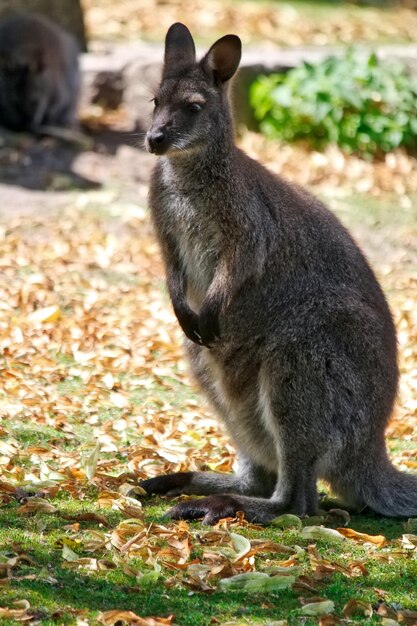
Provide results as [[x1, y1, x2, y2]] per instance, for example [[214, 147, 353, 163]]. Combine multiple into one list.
[[249, 49, 417, 157]]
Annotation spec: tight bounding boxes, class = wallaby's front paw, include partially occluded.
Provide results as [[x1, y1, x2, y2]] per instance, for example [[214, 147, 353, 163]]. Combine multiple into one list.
[[183, 324, 204, 346], [166, 494, 243, 525], [139, 472, 194, 497], [176, 308, 203, 345], [198, 309, 220, 348]]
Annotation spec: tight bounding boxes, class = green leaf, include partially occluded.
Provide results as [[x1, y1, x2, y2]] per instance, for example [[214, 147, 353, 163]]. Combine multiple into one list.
[[229, 532, 251, 561], [83, 440, 101, 482], [405, 518, 417, 533], [62, 544, 80, 562], [301, 526, 345, 542], [300, 601, 335, 616], [250, 48, 417, 156], [137, 570, 161, 587], [271, 514, 302, 530], [218, 571, 295, 592]]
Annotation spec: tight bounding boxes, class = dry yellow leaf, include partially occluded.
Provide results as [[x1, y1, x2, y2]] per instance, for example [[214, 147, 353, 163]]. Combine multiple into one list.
[[99, 611, 174, 625], [343, 599, 373, 618], [336, 528, 387, 547], [17, 497, 58, 515], [27, 305, 61, 324]]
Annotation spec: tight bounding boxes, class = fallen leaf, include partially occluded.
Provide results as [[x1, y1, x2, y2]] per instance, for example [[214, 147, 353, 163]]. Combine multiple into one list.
[[0, 600, 33, 622], [319, 616, 341, 626], [398, 610, 417, 625], [60, 512, 109, 526], [271, 514, 302, 530], [118, 483, 147, 497], [110, 391, 130, 409], [62, 544, 80, 562], [27, 305, 61, 324], [343, 599, 373, 618], [229, 532, 251, 562], [300, 601, 335, 616], [336, 527, 387, 547], [17, 497, 58, 515], [218, 571, 295, 592], [301, 526, 344, 542], [84, 440, 101, 482], [116, 496, 144, 519], [404, 519, 417, 533], [400, 534, 417, 550], [99, 610, 174, 625]]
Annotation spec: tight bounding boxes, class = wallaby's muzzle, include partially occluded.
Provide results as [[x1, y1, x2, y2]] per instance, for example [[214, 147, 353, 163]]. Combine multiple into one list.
[[145, 127, 169, 155]]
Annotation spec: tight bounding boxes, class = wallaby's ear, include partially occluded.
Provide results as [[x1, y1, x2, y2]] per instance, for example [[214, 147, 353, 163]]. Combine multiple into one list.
[[163, 23, 196, 76], [201, 34, 241, 85]]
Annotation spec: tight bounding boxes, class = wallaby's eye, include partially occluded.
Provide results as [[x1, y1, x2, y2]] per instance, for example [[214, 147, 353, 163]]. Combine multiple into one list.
[[187, 102, 202, 113]]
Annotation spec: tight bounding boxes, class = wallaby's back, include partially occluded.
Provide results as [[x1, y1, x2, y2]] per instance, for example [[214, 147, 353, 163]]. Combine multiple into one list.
[[141, 23, 416, 524]]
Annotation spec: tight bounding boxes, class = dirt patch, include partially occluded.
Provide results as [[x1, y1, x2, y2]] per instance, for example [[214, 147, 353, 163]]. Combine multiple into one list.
[[0, 118, 154, 216]]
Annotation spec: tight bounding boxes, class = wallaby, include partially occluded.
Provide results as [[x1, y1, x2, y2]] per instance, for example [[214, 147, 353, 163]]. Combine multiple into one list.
[[0, 13, 80, 132], [141, 22, 417, 524]]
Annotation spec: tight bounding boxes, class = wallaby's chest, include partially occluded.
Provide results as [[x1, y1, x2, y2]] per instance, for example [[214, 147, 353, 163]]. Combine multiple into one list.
[[157, 166, 220, 309]]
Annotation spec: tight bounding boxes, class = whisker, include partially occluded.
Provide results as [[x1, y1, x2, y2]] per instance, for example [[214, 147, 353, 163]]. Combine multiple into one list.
[[129, 130, 148, 150]]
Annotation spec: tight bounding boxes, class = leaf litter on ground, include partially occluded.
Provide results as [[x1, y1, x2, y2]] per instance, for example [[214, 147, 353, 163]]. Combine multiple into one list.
[[0, 133, 416, 621], [83, 0, 417, 46]]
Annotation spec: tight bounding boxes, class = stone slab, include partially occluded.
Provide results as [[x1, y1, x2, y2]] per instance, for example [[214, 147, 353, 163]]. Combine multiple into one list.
[[80, 41, 417, 130]]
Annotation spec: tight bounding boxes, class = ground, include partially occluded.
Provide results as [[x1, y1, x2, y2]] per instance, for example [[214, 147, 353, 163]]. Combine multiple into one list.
[[0, 123, 416, 624], [83, 0, 417, 46], [1, 1, 417, 623]]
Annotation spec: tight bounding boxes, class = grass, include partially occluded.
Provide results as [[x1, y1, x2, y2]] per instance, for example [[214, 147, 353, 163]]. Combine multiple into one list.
[[1, 500, 417, 625]]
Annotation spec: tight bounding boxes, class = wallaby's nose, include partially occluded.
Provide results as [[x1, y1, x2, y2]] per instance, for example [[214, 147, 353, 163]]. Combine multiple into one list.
[[146, 128, 167, 154]]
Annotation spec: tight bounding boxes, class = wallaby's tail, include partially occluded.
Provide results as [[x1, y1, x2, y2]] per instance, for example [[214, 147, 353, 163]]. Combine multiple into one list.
[[361, 459, 417, 517]]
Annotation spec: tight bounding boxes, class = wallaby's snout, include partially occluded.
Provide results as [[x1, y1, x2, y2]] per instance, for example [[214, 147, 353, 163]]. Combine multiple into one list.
[[146, 125, 169, 155]]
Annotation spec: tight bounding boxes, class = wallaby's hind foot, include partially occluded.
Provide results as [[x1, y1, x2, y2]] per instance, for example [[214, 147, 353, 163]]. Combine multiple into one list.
[[166, 495, 269, 525], [166, 492, 318, 525]]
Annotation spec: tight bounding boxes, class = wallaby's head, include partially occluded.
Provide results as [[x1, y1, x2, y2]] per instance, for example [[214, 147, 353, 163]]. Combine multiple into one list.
[[145, 23, 241, 157]]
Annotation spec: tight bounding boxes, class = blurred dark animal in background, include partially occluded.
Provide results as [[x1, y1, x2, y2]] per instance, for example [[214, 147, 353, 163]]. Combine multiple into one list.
[[0, 13, 80, 132]]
